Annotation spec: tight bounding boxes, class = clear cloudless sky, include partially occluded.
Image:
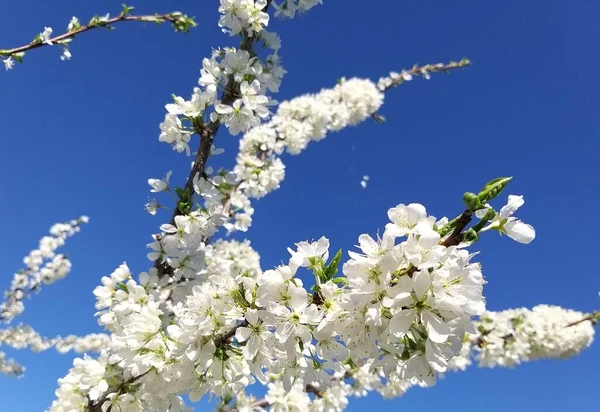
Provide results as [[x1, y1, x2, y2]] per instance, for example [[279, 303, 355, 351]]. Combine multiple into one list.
[[1, 0, 599, 411]]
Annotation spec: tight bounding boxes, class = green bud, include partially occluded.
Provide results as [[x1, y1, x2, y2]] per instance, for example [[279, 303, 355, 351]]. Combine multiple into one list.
[[177, 201, 191, 214], [483, 208, 496, 220], [462, 192, 480, 211], [463, 228, 478, 243], [372, 113, 386, 124], [169, 13, 197, 33]]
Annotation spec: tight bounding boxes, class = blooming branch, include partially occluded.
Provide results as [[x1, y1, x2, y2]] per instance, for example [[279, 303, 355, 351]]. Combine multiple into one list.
[[0, 216, 88, 324], [0, 5, 196, 69], [0, 324, 108, 377], [0, 0, 587, 411], [451, 305, 598, 370], [566, 310, 600, 327]]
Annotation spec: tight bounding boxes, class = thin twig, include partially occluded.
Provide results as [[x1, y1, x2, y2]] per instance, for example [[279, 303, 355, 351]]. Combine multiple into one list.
[[379, 58, 471, 92], [565, 310, 600, 328], [1, 12, 193, 57]]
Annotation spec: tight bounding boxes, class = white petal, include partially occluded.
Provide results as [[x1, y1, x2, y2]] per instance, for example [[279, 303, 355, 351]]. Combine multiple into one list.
[[245, 308, 259, 325], [422, 310, 451, 343], [389, 309, 416, 337], [235, 327, 252, 343], [499, 195, 524, 218], [215, 104, 233, 114], [289, 286, 307, 312], [406, 203, 428, 225], [425, 339, 448, 373], [414, 221, 440, 249], [474, 206, 491, 219], [243, 334, 261, 359], [384, 223, 407, 238], [413, 270, 431, 299], [504, 220, 536, 244], [358, 234, 378, 255]]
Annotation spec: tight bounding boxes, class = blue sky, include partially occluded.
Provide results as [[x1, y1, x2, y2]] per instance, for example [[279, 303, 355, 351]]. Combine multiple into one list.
[[1, 0, 599, 410]]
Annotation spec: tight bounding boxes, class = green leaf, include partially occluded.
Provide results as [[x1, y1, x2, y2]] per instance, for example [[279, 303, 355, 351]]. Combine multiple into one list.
[[477, 176, 512, 204], [222, 394, 233, 406], [324, 249, 343, 281], [169, 13, 197, 33], [331, 277, 349, 286], [310, 259, 326, 284], [174, 187, 191, 203], [121, 4, 135, 15]]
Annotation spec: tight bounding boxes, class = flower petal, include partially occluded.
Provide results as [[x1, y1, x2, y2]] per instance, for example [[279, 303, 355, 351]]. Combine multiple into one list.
[[422, 310, 451, 343], [413, 270, 431, 299], [389, 309, 416, 337]]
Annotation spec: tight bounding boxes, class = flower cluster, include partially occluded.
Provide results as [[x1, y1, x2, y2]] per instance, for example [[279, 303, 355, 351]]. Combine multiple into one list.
[[478, 194, 535, 244], [0, 324, 108, 377], [273, 0, 323, 18], [41, 1, 598, 411], [0, 216, 88, 324], [53, 199, 500, 410], [51, 239, 265, 410], [0, 352, 23, 377], [159, 7, 283, 157], [219, 0, 270, 36], [450, 305, 596, 369]]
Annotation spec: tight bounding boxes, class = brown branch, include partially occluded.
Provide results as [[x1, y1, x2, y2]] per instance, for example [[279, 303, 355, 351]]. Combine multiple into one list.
[[215, 320, 249, 348], [566, 310, 600, 328], [379, 58, 471, 92], [397, 209, 472, 279], [305, 383, 324, 397], [1, 12, 194, 57], [371, 59, 470, 120], [88, 370, 149, 412], [440, 210, 473, 247]]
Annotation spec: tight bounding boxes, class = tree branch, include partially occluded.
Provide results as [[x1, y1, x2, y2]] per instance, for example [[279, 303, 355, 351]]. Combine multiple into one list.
[[378, 58, 471, 92], [566, 310, 600, 328], [215, 319, 249, 348], [0, 10, 196, 58], [155, 2, 273, 278], [440, 210, 473, 247]]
